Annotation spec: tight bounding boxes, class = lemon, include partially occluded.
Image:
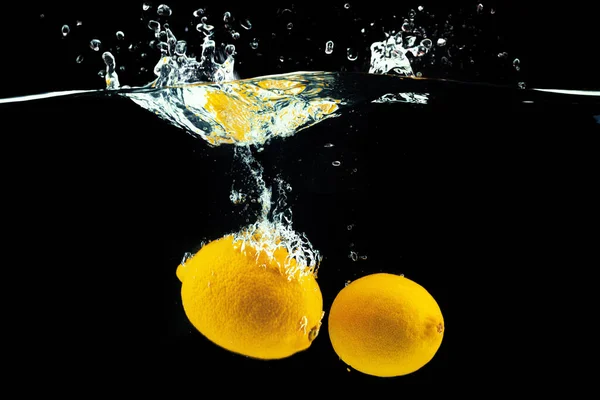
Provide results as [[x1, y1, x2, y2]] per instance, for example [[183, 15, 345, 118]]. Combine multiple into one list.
[[328, 273, 444, 377], [177, 235, 324, 360]]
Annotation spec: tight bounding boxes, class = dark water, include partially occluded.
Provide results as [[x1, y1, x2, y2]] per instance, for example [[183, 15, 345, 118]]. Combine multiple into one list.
[[2, 0, 599, 388]]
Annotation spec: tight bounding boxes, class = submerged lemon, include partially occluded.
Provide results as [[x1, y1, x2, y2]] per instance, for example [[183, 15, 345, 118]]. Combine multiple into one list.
[[328, 273, 444, 377], [177, 235, 324, 360]]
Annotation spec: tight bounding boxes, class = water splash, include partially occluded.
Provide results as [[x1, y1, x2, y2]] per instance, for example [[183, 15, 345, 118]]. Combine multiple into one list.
[[124, 71, 342, 146], [369, 32, 432, 76], [230, 146, 322, 280], [372, 92, 428, 104]]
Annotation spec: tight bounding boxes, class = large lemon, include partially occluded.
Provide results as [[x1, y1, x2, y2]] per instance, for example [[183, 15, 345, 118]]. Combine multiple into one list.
[[177, 235, 324, 359], [328, 273, 444, 377]]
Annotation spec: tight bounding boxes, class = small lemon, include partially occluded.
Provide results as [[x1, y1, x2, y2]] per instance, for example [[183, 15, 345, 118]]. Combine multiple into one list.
[[328, 273, 444, 377], [177, 235, 324, 360]]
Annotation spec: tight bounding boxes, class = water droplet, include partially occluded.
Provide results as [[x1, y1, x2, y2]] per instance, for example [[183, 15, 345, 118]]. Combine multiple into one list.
[[513, 58, 521, 71], [148, 20, 160, 32], [349, 251, 358, 261], [157, 4, 172, 17], [61, 24, 70, 37], [175, 40, 187, 55], [142, 2, 151, 11], [287, 22, 293, 30], [223, 11, 231, 23], [89, 39, 101, 51], [344, 3, 351, 9], [324, 143, 334, 148], [116, 31, 125, 40], [325, 40, 334, 54], [102, 51, 115, 68], [193, 8, 205, 17], [76, 55, 84, 63], [76, 20, 83, 26], [249, 39, 259, 49], [346, 48, 358, 61], [344, 280, 351, 287], [360, 28, 365, 33], [231, 31, 240, 40], [418, 5, 424, 11], [332, 161, 341, 166], [477, 3, 484, 13], [400, 273, 405, 277], [437, 38, 447, 46], [416, 71, 423, 77], [498, 52, 508, 59], [241, 19, 252, 30]]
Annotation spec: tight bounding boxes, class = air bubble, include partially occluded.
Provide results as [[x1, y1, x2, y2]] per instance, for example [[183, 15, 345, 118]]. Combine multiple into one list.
[[76, 55, 84, 63], [142, 2, 151, 11], [61, 25, 70, 37], [116, 31, 125, 40], [421, 38, 433, 49], [287, 22, 293, 30], [344, 3, 351, 9], [359, 255, 368, 260], [89, 39, 101, 51], [157, 4, 172, 17], [223, 11, 231, 22], [408, 9, 416, 18], [325, 40, 334, 54], [77, 20, 83, 26], [148, 20, 160, 32], [332, 161, 341, 166], [498, 52, 508, 58], [347, 48, 358, 61], [98, 70, 106, 78], [418, 5, 424, 11], [349, 251, 358, 261], [181, 252, 193, 266], [231, 31, 240, 40], [402, 21, 414, 32], [477, 3, 484, 13], [175, 40, 187, 55], [193, 8, 205, 17], [513, 58, 521, 71], [345, 280, 351, 287], [250, 39, 259, 49], [437, 38, 447, 46], [225, 44, 236, 56], [324, 143, 334, 148], [518, 82, 526, 89], [241, 19, 252, 30]]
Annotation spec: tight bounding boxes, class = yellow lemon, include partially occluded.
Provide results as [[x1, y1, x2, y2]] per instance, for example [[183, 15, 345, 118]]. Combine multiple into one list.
[[177, 235, 324, 360], [328, 273, 444, 377]]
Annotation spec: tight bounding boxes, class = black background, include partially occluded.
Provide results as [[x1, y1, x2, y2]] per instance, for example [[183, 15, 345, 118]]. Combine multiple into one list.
[[1, 0, 598, 389]]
